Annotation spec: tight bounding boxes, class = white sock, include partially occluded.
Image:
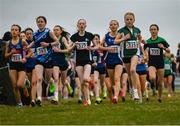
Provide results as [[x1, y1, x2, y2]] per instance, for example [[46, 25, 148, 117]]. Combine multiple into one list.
[[145, 89, 149, 98], [134, 89, 139, 99], [54, 92, 59, 99], [17, 102, 23, 106], [37, 96, 42, 101]]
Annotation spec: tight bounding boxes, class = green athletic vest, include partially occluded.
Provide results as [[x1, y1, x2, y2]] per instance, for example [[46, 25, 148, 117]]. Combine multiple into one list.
[[164, 57, 172, 76], [118, 26, 141, 58], [146, 36, 167, 44]]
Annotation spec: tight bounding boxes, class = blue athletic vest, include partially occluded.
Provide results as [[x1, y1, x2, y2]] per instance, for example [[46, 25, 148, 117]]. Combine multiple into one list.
[[33, 28, 53, 63], [104, 32, 122, 64], [9, 38, 23, 63]]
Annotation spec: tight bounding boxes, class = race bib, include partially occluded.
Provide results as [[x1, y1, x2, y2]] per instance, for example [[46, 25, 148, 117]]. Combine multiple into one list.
[[76, 42, 87, 50], [11, 54, 22, 62], [93, 56, 97, 62], [98, 56, 102, 63], [150, 48, 160, 56], [164, 64, 171, 70], [126, 40, 138, 49], [99, 52, 103, 57], [109, 45, 119, 53], [36, 47, 47, 56]]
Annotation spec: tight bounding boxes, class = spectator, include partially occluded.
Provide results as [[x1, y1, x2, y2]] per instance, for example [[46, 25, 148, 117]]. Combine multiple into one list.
[[0, 31, 11, 67], [176, 43, 180, 74]]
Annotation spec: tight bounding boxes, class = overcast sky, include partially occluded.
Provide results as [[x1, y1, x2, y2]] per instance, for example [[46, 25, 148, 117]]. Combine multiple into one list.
[[0, 0, 180, 54]]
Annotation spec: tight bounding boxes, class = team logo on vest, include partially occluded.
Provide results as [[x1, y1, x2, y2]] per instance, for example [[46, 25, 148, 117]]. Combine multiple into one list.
[[42, 35, 47, 39], [85, 38, 89, 42], [16, 44, 21, 49], [108, 39, 111, 42]]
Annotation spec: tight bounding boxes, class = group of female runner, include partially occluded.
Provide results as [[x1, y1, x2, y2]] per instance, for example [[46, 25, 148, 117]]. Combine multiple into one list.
[[3, 11, 172, 107]]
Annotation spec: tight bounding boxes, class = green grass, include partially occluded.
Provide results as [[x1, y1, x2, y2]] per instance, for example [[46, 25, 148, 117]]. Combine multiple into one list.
[[0, 90, 180, 125]]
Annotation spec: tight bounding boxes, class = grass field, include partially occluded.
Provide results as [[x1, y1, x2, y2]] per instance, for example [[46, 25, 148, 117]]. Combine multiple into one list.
[[0, 90, 180, 125]]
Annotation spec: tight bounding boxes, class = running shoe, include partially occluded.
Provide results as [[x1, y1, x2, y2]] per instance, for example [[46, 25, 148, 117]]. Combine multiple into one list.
[[31, 101, 36, 107], [112, 96, 118, 104], [36, 99, 42, 107], [95, 97, 102, 104], [16, 103, 23, 108], [122, 97, 125, 102], [51, 98, 58, 105], [78, 98, 83, 104], [158, 98, 162, 103], [83, 100, 88, 107]]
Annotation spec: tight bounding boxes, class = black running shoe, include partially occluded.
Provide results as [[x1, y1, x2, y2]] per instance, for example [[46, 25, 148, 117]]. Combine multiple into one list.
[[36, 99, 42, 107], [31, 101, 35, 107], [146, 98, 149, 102], [51, 99, 58, 105], [122, 97, 125, 102], [78, 99, 83, 104], [158, 99, 162, 103]]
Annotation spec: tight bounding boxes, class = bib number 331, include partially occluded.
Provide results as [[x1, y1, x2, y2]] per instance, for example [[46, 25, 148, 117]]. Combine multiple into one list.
[[126, 40, 138, 49]]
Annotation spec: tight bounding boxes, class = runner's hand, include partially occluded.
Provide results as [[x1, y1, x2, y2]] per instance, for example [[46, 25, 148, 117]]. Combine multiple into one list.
[[158, 43, 164, 48], [53, 47, 60, 53], [11, 48, 17, 54], [123, 34, 131, 41], [40, 42, 49, 47]]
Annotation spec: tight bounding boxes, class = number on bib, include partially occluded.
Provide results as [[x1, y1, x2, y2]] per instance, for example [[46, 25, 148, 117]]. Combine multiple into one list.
[[36, 47, 47, 56], [150, 48, 160, 56], [126, 40, 138, 49], [164, 64, 170, 70], [11, 54, 22, 62], [76, 42, 87, 50], [93, 56, 97, 62], [109, 45, 119, 53], [98, 56, 102, 63]]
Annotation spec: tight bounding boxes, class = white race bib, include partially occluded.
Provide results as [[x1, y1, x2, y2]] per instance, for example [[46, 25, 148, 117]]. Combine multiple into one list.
[[36, 47, 47, 56], [126, 40, 138, 49], [164, 64, 171, 70], [76, 42, 87, 50], [109, 45, 119, 53], [93, 56, 97, 62], [150, 48, 160, 56], [98, 56, 102, 63], [11, 54, 22, 62]]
